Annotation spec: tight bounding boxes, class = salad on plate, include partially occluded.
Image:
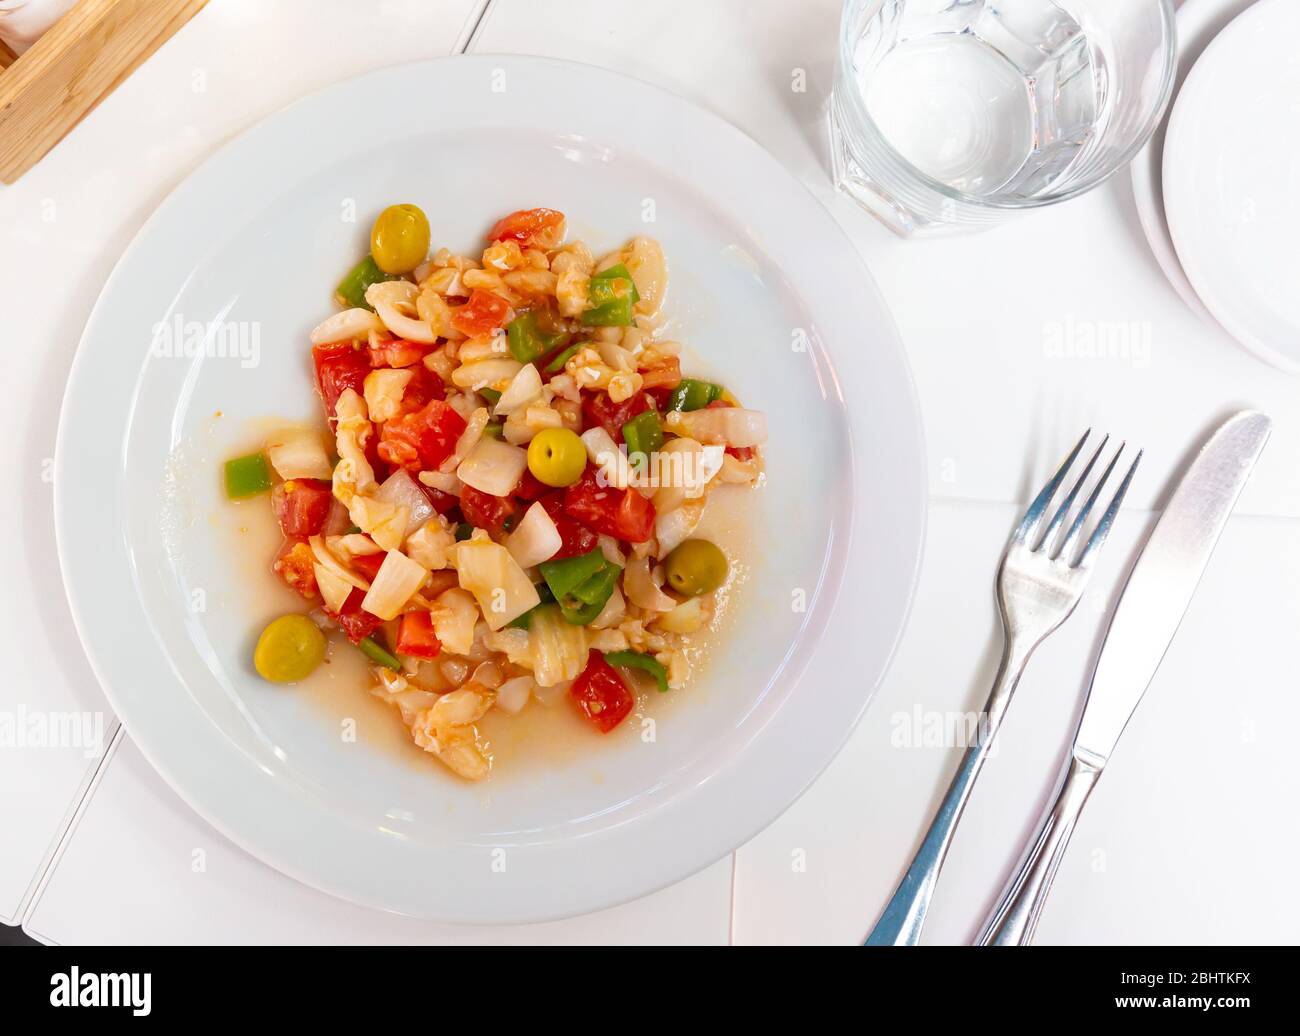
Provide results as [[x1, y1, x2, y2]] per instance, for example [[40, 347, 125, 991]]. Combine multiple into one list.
[[223, 204, 767, 781]]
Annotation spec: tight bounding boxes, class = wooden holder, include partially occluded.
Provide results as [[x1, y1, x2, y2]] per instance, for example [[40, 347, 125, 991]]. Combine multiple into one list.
[[0, 0, 208, 183]]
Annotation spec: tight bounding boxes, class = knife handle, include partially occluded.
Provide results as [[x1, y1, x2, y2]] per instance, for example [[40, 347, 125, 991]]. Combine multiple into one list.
[[976, 755, 1101, 945]]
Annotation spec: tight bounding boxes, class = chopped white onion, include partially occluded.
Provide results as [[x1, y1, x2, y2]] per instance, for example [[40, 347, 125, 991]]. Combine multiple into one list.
[[597, 535, 626, 566], [322, 499, 352, 535], [624, 555, 676, 612], [312, 562, 354, 614], [654, 498, 705, 557], [375, 469, 435, 539], [450, 357, 522, 391], [456, 438, 528, 498], [308, 535, 370, 592], [419, 469, 463, 497], [506, 502, 562, 569], [495, 676, 534, 714], [441, 407, 489, 473], [590, 585, 626, 630], [265, 428, 332, 481], [494, 363, 543, 416], [455, 534, 540, 630], [580, 427, 634, 490], [361, 550, 428, 620]]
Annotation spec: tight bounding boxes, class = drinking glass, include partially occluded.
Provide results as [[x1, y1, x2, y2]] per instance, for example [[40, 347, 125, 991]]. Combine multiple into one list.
[[830, 0, 1176, 235]]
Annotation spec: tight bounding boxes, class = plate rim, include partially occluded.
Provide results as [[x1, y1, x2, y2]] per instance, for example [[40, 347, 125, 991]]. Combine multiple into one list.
[[54, 53, 927, 923], [1130, 0, 1253, 331], [1161, 0, 1300, 376]]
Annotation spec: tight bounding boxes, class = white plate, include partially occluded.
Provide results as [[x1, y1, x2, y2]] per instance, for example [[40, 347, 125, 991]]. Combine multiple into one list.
[[1163, 0, 1300, 373], [54, 56, 925, 922], [1130, 0, 1255, 329]]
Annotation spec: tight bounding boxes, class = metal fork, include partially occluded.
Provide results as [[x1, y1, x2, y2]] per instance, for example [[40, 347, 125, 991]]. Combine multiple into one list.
[[865, 430, 1141, 946]]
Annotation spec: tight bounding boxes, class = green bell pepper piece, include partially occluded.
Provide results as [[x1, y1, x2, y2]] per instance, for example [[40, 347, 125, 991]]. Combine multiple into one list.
[[539, 548, 608, 600], [454, 522, 474, 541], [668, 378, 723, 412], [224, 452, 273, 499], [543, 342, 582, 373], [559, 563, 620, 624], [483, 419, 504, 440], [479, 387, 502, 406], [539, 548, 621, 624], [604, 650, 670, 693], [580, 263, 639, 327], [622, 410, 663, 469], [358, 635, 400, 670], [336, 255, 397, 311], [507, 311, 570, 364]]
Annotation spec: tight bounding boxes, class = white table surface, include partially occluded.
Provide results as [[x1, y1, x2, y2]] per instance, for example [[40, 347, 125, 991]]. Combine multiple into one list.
[[6, 0, 1297, 944]]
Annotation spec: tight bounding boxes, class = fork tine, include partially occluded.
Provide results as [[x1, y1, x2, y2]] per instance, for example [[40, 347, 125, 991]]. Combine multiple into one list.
[[1073, 449, 1143, 569], [1012, 429, 1090, 544], [1037, 434, 1109, 554], [1056, 441, 1124, 560]]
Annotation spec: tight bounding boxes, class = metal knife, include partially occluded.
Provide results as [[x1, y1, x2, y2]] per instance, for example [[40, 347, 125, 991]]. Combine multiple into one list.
[[975, 410, 1272, 946]]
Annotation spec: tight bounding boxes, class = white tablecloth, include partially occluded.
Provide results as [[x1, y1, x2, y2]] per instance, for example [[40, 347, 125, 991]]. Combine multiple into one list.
[[4, 0, 1295, 944]]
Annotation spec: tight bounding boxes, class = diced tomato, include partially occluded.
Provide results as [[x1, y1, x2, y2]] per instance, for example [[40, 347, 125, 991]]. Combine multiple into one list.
[[365, 432, 391, 486], [581, 390, 654, 443], [367, 335, 432, 369], [271, 479, 334, 537], [272, 537, 318, 599], [312, 342, 371, 420], [377, 398, 466, 472], [570, 650, 634, 733], [400, 365, 446, 411], [537, 491, 599, 558], [450, 289, 511, 339], [350, 551, 385, 582], [395, 611, 442, 659], [513, 469, 551, 501], [487, 207, 566, 249], [564, 466, 656, 543], [459, 484, 521, 536], [328, 587, 383, 645]]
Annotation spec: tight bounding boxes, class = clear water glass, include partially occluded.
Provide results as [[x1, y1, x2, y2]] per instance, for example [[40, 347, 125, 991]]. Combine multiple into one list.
[[831, 0, 1176, 235]]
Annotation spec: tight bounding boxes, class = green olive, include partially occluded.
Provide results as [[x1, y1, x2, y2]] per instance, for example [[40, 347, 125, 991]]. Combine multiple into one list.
[[254, 614, 327, 683], [370, 204, 431, 274], [664, 539, 728, 596], [527, 427, 587, 487]]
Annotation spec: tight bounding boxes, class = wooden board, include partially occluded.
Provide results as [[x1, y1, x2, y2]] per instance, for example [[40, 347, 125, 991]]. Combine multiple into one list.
[[0, 0, 208, 183]]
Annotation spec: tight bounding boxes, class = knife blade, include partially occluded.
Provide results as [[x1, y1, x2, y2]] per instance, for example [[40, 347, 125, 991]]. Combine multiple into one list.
[[1073, 409, 1272, 767]]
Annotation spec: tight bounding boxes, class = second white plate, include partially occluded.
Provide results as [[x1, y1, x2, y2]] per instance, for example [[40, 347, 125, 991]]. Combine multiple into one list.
[[1163, 0, 1300, 373], [1130, 0, 1255, 330]]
